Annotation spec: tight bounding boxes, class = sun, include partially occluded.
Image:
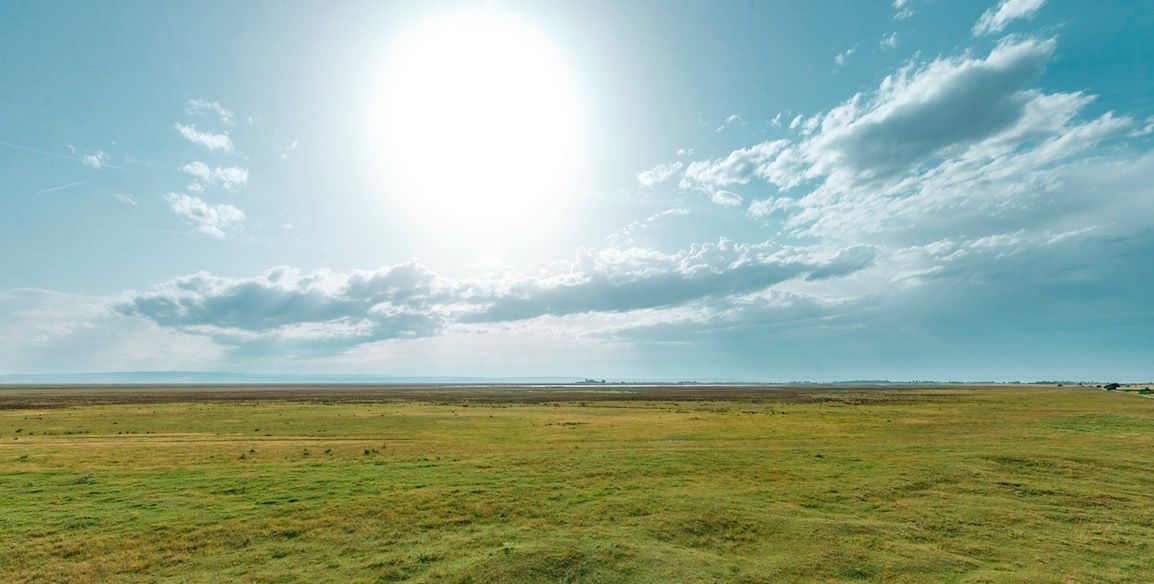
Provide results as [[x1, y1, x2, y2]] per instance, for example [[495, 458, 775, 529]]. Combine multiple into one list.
[[374, 9, 586, 243]]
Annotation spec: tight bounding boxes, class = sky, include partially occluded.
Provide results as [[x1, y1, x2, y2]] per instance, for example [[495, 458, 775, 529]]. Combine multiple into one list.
[[1, 0, 1152, 381]]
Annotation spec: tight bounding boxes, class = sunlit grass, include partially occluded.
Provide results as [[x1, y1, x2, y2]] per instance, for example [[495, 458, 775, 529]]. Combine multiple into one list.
[[2, 387, 1152, 582]]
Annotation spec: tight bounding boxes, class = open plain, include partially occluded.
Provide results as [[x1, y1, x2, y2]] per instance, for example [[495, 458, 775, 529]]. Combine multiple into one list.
[[2, 384, 1153, 583]]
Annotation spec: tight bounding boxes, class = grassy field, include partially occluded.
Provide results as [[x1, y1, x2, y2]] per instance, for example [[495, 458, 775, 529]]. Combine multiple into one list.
[[1, 385, 1153, 583]]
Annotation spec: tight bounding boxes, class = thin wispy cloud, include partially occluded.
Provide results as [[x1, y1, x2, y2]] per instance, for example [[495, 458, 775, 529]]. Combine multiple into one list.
[[605, 208, 689, 246], [113, 192, 137, 206], [834, 46, 857, 67], [974, 0, 1047, 36], [714, 114, 744, 133], [185, 99, 234, 125], [893, 0, 914, 20], [278, 140, 299, 160], [34, 179, 100, 194], [173, 123, 234, 152], [711, 190, 743, 207], [0, 140, 128, 171]]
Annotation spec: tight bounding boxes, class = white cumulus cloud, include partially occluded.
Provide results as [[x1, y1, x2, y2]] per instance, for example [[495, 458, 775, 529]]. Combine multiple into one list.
[[174, 123, 234, 152], [79, 150, 109, 169], [164, 192, 246, 238], [637, 161, 684, 187], [180, 161, 249, 191]]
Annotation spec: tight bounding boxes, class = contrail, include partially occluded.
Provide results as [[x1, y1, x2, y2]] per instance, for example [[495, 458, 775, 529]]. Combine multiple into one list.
[[0, 140, 131, 171], [35, 179, 101, 194]]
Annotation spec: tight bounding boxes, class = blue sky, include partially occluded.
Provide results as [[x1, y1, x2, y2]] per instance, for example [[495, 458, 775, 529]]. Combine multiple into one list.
[[2, 0, 1152, 380]]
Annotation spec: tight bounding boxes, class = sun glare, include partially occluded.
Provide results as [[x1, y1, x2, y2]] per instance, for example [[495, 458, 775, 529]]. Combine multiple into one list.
[[375, 10, 586, 242]]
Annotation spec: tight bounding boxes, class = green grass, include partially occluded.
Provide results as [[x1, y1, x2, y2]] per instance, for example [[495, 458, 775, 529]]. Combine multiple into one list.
[[2, 386, 1153, 583]]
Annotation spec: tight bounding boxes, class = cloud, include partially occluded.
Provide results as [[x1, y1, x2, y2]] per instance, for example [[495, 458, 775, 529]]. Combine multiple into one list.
[[786, 115, 819, 136], [804, 37, 1058, 182], [973, 0, 1046, 36], [0, 142, 116, 171], [605, 289, 863, 348], [834, 46, 857, 67], [9, 18, 1154, 381], [715, 114, 744, 133], [654, 31, 1152, 374], [278, 140, 299, 160], [79, 150, 109, 169], [637, 161, 684, 187], [66, 144, 118, 170], [15, 214, 1150, 378], [725, 37, 1140, 244], [113, 192, 137, 206], [110, 236, 875, 356], [180, 161, 249, 191], [880, 33, 899, 49], [648, 35, 1146, 259], [893, 0, 914, 20], [611, 227, 1154, 381], [805, 246, 879, 280], [605, 208, 690, 246], [0, 289, 224, 373], [465, 240, 874, 323], [164, 193, 246, 238], [1133, 116, 1154, 137], [18, 209, 1152, 378], [747, 197, 797, 218], [174, 123, 234, 152], [664, 36, 1101, 208], [711, 190, 743, 207], [117, 264, 445, 352], [680, 140, 788, 188], [186, 99, 234, 125]]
